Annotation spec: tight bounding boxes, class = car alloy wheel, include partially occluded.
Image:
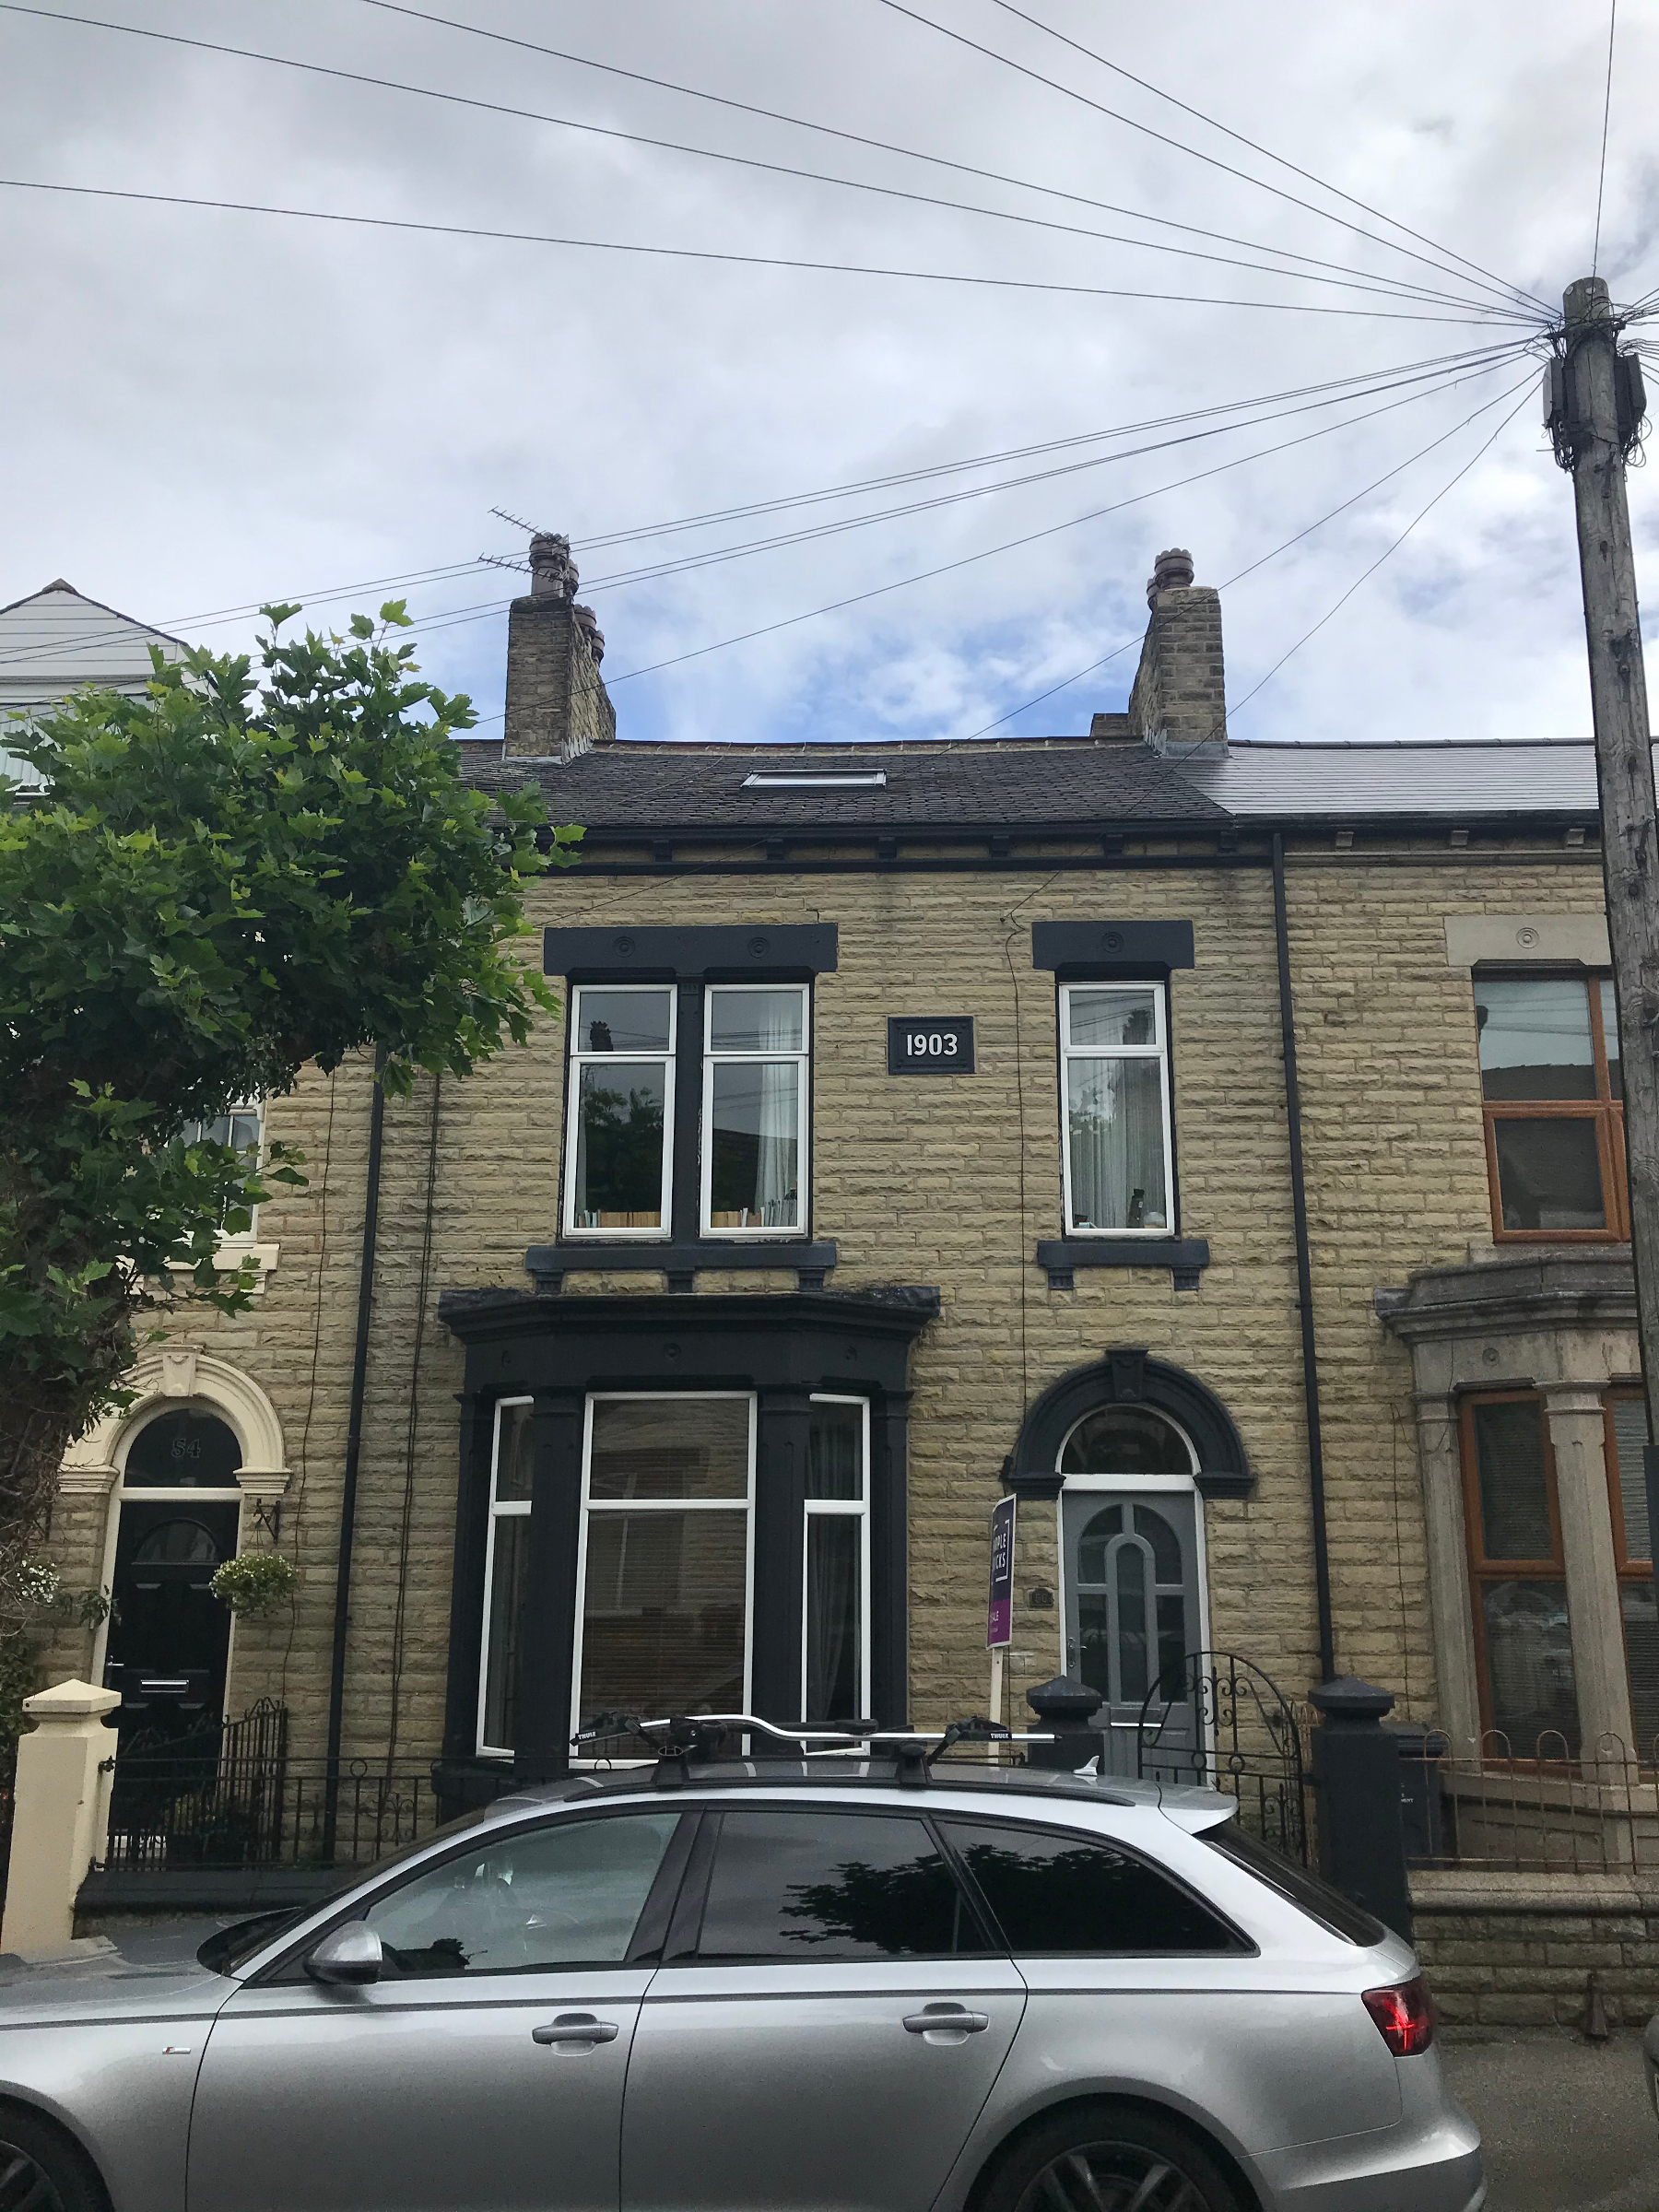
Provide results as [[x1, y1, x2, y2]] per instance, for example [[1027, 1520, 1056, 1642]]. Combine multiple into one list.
[[0, 2137, 66, 2212], [1018, 2142, 1215, 2212]]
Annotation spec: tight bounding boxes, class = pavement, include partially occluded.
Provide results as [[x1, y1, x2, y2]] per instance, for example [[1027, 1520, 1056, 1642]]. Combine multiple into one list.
[[1444, 2032, 1659, 2210]]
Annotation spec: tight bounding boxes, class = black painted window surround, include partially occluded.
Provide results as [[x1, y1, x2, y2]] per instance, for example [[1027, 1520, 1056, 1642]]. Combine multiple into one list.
[[542, 924, 839, 1290]]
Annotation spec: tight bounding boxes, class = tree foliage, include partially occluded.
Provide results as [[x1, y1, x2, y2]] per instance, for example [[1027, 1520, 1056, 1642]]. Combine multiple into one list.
[[0, 603, 577, 1540]]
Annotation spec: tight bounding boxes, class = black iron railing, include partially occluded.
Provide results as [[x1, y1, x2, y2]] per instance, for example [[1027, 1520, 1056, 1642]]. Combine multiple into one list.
[[97, 1701, 509, 1876]]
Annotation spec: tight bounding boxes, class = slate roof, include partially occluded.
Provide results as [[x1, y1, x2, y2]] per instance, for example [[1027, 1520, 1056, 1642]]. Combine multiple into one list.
[[461, 738, 1229, 831], [457, 733, 1612, 835]]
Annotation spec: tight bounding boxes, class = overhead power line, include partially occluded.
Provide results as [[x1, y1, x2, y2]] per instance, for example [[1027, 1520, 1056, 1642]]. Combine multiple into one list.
[[0, 342, 1526, 676], [1592, 0, 1618, 277], [0, 179, 1524, 326], [455, 358, 1537, 707], [980, 0, 1551, 319], [390, 347, 1531, 644], [543, 341, 1536, 554], [871, 0, 1547, 324], [0, 3, 1524, 318], [356, 0, 1535, 323], [961, 370, 1546, 738], [1221, 384, 1538, 724]]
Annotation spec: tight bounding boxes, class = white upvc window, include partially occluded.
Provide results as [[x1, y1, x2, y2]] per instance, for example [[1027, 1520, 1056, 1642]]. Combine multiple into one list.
[[563, 984, 676, 1239], [177, 1100, 265, 1241], [1058, 982, 1175, 1236], [571, 1393, 756, 1752], [803, 1396, 870, 1724], [701, 983, 810, 1238], [477, 1398, 534, 1757]]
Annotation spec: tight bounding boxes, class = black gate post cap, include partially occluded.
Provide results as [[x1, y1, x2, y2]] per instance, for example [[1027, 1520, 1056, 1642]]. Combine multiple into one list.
[[1308, 1676, 1395, 1725], [1026, 1676, 1104, 1725]]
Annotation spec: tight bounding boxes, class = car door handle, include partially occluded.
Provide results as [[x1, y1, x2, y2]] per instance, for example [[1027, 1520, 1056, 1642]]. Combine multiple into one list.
[[532, 2014, 620, 2049], [902, 2004, 990, 2037]]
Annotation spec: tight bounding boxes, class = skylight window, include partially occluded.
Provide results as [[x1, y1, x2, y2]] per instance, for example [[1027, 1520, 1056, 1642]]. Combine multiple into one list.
[[742, 771, 888, 789]]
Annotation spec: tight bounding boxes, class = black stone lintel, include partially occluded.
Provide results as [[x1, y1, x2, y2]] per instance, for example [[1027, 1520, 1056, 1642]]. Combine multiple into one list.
[[524, 1241, 839, 1293], [1035, 1236, 1209, 1291], [1030, 920, 1195, 977], [544, 923, 838, 980]]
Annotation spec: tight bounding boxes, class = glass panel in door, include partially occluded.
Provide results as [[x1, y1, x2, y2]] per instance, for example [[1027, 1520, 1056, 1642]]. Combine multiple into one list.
[[1064, 1491, 1200, 1780]]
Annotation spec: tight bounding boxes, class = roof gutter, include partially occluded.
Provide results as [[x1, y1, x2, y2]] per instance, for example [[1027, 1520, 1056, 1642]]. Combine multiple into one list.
[[1272, 831, 1336, 1684]]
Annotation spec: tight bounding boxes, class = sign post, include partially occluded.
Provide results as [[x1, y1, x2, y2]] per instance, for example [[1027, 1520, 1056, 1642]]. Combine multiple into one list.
[[986, 1494, 1016, 1731]]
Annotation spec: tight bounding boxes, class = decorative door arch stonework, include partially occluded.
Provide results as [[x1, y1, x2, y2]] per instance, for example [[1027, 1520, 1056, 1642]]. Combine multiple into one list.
[[994, 1349, 1250, 1713], [53, 1352, 292, 1700]]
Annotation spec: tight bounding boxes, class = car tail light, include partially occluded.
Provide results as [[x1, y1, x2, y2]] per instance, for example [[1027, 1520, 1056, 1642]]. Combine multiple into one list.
[[1362, 1976, 1435, 2056]]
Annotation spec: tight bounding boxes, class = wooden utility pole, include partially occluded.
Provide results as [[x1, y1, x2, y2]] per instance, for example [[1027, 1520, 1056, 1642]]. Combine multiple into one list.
[[1553, 276, 1659, 1490]]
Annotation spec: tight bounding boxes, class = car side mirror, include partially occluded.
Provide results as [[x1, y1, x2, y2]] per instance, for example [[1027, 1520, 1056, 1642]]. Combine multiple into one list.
[[305, 1921, 383, 1986]]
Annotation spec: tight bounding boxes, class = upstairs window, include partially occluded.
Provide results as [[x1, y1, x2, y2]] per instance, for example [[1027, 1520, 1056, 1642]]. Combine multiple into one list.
[[176, 1100, 264, 1239], [1058, 983, 1173, 1236], [564, 986, 676, 1237], [1475, 975, 1624, 1240], [702, 984, 810, 1238]]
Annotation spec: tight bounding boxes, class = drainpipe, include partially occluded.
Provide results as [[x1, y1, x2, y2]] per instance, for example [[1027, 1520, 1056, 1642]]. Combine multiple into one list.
[[1271, 833, 1337, 1683], [324, 1046, 388, 1837]]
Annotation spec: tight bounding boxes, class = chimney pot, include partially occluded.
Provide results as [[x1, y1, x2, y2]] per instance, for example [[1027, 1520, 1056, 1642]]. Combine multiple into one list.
[[528, 531, 580, 603], [1146, 547, 1194, 608], [572, 603, 606, 665]]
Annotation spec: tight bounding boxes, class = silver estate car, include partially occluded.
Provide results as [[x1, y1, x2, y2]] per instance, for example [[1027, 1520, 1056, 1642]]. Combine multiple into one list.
[[0, 1758, 1480, 2212]]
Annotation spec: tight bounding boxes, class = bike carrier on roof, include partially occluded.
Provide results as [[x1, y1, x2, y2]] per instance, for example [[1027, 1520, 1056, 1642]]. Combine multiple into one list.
[[571, 1711, 1058, 1789]]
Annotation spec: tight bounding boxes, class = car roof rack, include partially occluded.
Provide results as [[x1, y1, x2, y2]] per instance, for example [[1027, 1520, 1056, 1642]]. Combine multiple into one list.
[[571, 1712, 1057, 1791]]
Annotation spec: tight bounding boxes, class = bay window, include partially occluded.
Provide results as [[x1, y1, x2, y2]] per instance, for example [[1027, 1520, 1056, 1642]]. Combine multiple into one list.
[[1474, 974, 1625, 1239], [804, 1398, 869, 1724], [1058, 982, 1173, 1235], [1605, 1394, 1659, 1754], [563, 986, 676, 1236], [477, 1398, 534, 1756], [1460, 1393, 1579, 1757], [572, 1394, 754, 1741]]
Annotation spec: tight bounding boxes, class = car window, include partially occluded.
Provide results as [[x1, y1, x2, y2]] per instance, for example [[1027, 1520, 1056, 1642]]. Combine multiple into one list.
[[939, 1819, 1248, 1956], [364, 1811, 683, 1978], [1202, 1821, 1387, 1946], [695, 1809, 990, 1961]]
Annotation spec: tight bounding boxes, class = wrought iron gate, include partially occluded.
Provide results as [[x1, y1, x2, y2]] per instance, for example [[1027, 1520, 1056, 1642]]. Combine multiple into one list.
[[1136, 1650, 1312, 1865]]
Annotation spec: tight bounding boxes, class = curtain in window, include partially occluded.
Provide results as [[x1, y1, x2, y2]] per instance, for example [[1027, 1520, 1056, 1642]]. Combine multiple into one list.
[[1068, 1058, 1165, 1230], [805, 1516, 859, 1721], [753, 996, 800, 1226]]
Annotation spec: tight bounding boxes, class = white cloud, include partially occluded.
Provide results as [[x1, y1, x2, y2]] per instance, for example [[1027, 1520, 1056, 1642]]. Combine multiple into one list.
[[1, 0, 1652, 746]]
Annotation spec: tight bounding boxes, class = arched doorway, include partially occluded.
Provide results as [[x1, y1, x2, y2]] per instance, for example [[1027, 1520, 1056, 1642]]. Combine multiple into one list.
[[1058, 1406, 1205, 1773], [103, 1406, 243, 1747]]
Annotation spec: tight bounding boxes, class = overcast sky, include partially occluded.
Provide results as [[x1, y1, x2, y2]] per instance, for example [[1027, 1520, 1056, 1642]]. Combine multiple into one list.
[[4, 0, 1657, 747]]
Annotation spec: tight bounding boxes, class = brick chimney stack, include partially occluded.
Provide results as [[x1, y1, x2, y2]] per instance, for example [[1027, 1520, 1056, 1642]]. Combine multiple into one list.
[[1127, 547, 1227, 748], [502, 532, 617, 760]]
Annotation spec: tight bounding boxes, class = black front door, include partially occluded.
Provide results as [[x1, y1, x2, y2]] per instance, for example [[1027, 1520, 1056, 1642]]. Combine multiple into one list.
[[105, 1500, 239, 1747]]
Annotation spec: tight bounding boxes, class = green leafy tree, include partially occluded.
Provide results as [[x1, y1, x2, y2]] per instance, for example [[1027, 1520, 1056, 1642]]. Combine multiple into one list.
[[0, 602, 579, 1553]]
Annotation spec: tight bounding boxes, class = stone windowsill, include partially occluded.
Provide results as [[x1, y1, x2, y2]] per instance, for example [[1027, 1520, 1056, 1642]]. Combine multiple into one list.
[[526, 1241, 838, 1293], [1035, 1237, 1209, 1291]]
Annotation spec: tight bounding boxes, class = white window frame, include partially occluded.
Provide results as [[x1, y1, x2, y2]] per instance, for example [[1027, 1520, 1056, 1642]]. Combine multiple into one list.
[[700, 982, 811, 1241], [802, 1394, 872, 1724], [562, 983, 677, 1241], [570, 1391, 757, 1763], [1056, 981, 1176, 1238], [477, 1396, 534, 1759], [178, 1099, 265, 1243]]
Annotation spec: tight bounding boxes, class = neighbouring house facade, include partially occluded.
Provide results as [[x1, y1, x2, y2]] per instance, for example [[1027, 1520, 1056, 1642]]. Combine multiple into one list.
[[0, 577, 187, 783], [26, 539, 1654, 1905]]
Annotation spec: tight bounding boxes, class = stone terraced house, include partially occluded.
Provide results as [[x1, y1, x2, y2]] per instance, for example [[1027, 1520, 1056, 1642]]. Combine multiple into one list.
[[30, 539, 1659, 2017]]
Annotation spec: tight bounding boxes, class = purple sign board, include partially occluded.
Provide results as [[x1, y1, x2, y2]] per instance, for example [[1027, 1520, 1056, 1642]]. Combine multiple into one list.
[[986, 1494, 1017, 1650]]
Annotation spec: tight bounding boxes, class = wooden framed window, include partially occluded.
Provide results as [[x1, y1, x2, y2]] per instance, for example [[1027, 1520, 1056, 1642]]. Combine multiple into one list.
[[1604, 1393, 1659, 1759], [1474, 973, 1624, 1241], [1459, 1393, 1580, 1757]]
